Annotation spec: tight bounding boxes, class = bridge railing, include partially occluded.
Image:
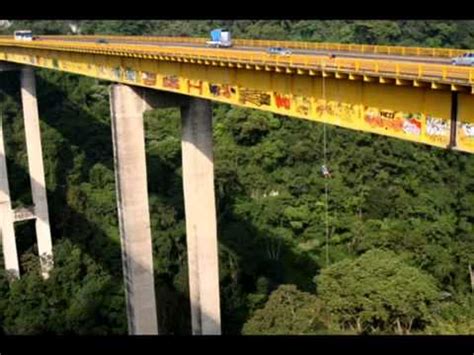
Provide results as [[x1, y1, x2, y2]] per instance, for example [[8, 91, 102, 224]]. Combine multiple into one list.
[[0, 38, 473, 85]]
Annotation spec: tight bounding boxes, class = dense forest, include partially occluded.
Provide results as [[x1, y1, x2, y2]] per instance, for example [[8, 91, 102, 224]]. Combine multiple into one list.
[[0, 20, 473, 335]]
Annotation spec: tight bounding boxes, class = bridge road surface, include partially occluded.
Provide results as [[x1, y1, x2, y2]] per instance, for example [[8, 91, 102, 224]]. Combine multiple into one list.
[[35, 36, 459, 66]]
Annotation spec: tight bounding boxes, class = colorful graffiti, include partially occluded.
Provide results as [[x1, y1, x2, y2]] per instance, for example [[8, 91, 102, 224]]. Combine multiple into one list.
[[426, 116, 450, 139], [402, 117, 422, 136], [209, 83, 236, 98], [314, 100, 361, 123], [113, 67, 122, 80], [364, 108, 423, 136], [125, 68, 137, 82], [239, 88, 271, 107], [163, 75, 180, 90], [274, 92, 291, 110], [141, 72, 157, 86], [461, 123, 474, 138], [294, 96, 311, 116], [187, 79, 203, 95]]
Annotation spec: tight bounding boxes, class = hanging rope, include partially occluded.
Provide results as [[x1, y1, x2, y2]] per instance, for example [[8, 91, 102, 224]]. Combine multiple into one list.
[[322, 65, 330, 268]]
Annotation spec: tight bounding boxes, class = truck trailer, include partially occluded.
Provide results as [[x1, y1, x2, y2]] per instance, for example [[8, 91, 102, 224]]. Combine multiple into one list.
[[207, 29, 232, 48]]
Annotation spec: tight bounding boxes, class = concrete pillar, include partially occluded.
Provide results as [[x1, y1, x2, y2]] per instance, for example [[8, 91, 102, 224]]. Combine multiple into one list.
[[0, 115, 20, 279], [181, 98, 221, 335], [109, 84, 158, 335], [20, 67, 53, 279]]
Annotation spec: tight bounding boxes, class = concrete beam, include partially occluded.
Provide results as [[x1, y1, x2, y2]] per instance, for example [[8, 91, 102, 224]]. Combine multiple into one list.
[[20, 67, 53, 279], [109, 84, 159, 335], [0, 61, 21, 72], [181, 98, 221, 335], [0, 115, 20, 280], [13, 206, 36, 222], [140, 89, 188, 111]]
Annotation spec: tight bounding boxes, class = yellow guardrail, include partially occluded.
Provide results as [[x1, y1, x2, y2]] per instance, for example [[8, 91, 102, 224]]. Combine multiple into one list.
[[0, 38, 473, 85]]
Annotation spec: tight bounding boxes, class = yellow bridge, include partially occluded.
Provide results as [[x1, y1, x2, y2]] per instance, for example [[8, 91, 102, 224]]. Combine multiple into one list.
[[1, 35, 473, 153]]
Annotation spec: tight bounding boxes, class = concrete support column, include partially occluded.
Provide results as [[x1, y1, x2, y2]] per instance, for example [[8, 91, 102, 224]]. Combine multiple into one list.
[[20, 67, 53, 279], [181, 98, 221, 335], [0, 115, 19, 279], [109, 84, 158, 335]]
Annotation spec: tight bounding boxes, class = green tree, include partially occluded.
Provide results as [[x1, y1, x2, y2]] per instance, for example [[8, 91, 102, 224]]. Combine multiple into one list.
[[242, 284, 329, 335], [316, 249, 440, 334]]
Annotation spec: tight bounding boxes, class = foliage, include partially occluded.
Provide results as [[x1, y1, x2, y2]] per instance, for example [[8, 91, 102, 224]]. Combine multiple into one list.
[[0, 240, 126, 334], [242, 284, 329, 335], [316, 249, 440, 334]]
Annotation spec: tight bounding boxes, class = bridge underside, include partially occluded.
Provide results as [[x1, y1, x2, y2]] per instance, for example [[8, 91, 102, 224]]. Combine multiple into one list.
[[1, 47, 474, 154]]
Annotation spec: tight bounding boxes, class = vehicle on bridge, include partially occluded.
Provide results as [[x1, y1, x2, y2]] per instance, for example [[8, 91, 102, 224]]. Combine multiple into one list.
[[267, 47, 292, 56], [96, 38, 109, 44], [451, 52, 474, 66], [207, 29, 232, 48], [14, 30, 33, 41]]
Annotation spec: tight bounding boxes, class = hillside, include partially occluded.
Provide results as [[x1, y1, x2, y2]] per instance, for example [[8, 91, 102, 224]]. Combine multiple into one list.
[[0, 20, 472, 335]]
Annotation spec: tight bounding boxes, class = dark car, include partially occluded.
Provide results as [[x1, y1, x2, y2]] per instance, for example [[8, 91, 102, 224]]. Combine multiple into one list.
[[96, 38, 109, 44]]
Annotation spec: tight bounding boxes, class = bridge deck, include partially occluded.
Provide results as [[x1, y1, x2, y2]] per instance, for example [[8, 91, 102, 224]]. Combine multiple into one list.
[[0, 36, 473, 154]]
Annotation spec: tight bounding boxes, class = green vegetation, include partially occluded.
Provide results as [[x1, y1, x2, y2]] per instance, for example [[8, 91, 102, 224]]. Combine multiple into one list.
[[242, 284, 330, 335], [0, 20, 473, 335], [317, 249, 440, 334]]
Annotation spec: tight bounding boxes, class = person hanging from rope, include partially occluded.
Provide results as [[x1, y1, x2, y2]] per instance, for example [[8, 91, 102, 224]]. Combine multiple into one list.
[[321, 164, 332, 178]]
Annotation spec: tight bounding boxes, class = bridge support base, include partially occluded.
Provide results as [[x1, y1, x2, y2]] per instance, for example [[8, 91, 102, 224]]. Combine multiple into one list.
[[110, 84, 159, 335], [181, 98, 221, 335]]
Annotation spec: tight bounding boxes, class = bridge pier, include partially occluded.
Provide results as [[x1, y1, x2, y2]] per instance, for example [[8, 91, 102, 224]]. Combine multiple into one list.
[[181, 98, 221, 335], [109, 84, 159, 335], [20, 67, 53, 279], [0, 115, 20, 279]]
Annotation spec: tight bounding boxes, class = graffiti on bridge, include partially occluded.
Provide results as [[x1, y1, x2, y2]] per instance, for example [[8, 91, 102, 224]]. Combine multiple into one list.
[[239, 88, 271, 107], [274, 92, 291, 110], [113, 67, 122, 80], [315, 100, 362, 123], [163, 75, 180, 90], [294, 96, 312, 116], [209, 83, 236, 98], [188, 79, 203, 95], [364, 108, 423, 136], [461, 123, 474, 138], [125, 68, 137, 82], [141, 72, 157, 86], [426, 116, 450, 141]]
